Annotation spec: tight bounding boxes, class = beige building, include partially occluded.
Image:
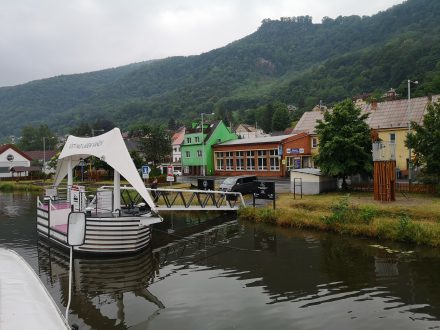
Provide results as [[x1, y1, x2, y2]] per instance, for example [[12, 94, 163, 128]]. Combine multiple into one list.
[[293, 95, 440, 176], [234, 124, 267, 139]]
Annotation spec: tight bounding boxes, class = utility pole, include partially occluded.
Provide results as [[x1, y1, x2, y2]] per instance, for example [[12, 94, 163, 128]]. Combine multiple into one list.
[[407, 79, 418, 183]]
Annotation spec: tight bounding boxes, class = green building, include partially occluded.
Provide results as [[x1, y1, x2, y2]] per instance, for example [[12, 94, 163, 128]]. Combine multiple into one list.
[[181, 120, 236, 176]]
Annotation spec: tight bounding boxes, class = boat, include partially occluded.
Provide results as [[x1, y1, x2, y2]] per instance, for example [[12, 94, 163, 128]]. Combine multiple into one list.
[[36, 128, 162, 254], [0, 248, 70, 329]]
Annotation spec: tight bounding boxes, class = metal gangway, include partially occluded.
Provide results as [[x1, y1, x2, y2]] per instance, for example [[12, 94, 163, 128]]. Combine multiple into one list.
[[101, 186, 246, 212], [147, 187, 245, 211]]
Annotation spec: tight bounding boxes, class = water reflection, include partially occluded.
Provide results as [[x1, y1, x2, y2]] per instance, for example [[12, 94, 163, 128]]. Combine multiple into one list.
[[37, 241, 164, 329], [2, 192, 440, 330]]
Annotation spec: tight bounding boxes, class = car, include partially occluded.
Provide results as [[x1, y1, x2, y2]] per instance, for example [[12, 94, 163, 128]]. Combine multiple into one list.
[[173, 170, 182, 176], [219, 175, 258, 195]]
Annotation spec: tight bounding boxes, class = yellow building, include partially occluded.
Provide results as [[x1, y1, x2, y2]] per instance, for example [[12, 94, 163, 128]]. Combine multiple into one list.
[[293, 95, 440, 177]]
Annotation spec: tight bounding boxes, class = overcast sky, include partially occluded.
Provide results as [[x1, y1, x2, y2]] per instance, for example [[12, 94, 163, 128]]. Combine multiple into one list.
[[0, 0, 404, 87]]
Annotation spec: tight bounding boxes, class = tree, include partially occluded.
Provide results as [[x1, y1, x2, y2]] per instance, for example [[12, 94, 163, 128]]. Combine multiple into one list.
[[406, 101, 440, 181], [314, 99, 372, 188], [271, 103, 291, 131], [130, 124, 171, 165], [256, 104, 274, 133], [18, 124, 58, 151]]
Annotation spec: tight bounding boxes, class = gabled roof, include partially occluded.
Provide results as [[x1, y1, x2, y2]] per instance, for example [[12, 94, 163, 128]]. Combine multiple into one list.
[[293, 95, 440, 133], [363, 95, 440, 130], [171, 127, 185, 145], [293, 111, 324, 134], [0, 144, 32, 161], [235, 124, 257, 133], [24, 150, 57, 161], [184, 120, 222, 143]]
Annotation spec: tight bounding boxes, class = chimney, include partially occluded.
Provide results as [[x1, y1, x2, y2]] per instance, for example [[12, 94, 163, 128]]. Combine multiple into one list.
[[371, 99, 378, 111], [428, 94, 433, 103]]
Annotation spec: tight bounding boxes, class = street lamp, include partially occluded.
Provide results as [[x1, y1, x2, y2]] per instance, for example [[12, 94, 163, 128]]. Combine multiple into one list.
[[201, 112, 215, 176], [407, 79, 418, 183], [79, 158, 85, 182]]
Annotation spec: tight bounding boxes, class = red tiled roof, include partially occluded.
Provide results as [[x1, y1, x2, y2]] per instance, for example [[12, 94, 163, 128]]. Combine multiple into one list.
[[0, 144, 33, 161], [24, 150, 57, 161]]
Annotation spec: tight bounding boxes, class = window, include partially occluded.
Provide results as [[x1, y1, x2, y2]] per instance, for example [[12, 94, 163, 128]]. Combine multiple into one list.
[[269, 149, 280, 171], [312, 137, 318, 148], [215, 152, 224, 170], [195, 137, 200, 143], [186, 137, 192, 144], [185, 151, 190, 158], [390, 133, 396, 143], [258, 150, 267, 171], [236, 151, 244, 170], [225, 152, 233, 170], [246, 151, 255, 170], [197, 150, 202, 157]]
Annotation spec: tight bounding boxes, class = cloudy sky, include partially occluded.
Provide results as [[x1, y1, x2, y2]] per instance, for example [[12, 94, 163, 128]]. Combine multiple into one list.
[[0, 0, 404, 87]]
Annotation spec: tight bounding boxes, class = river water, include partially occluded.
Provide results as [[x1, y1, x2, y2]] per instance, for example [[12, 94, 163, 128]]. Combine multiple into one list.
[[1, 192, 440, 330]]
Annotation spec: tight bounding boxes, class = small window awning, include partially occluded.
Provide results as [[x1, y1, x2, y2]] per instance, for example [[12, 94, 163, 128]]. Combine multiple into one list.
[[10, 166, 42, 173]]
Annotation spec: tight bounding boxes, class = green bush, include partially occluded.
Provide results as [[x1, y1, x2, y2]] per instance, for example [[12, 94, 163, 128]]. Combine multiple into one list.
[[322, 194, 351, 225], [359, 205, 378, 225]]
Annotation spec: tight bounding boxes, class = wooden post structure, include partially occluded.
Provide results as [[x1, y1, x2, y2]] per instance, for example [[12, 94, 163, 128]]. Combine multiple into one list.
[[373, 142, 396, 202]]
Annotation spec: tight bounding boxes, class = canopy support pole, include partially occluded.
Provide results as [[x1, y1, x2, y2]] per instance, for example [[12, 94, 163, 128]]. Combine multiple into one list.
[[67, 158, 73, 202], [113, 170, 120, 212]]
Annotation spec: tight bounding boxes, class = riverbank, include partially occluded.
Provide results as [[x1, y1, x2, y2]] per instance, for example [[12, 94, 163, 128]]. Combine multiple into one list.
[[239, 192, 440, 247]]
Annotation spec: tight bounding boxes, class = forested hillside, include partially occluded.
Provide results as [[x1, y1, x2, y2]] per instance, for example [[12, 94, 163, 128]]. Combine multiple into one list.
[[1, 0, 440, 139]]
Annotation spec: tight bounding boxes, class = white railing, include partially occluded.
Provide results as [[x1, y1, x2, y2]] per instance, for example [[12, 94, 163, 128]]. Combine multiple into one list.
[[99, 186, 245, 211]]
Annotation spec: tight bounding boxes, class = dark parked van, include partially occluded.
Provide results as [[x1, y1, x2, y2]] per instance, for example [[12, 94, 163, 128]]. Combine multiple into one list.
[[220, 175, 258, 195]]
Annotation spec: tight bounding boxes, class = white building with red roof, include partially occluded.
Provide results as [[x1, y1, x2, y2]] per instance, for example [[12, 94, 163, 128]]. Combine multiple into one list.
[[0, 144, 33, 178]]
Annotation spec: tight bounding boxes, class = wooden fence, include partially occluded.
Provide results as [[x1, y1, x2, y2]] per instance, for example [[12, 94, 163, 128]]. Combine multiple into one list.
[[351, 182, 437, 194]]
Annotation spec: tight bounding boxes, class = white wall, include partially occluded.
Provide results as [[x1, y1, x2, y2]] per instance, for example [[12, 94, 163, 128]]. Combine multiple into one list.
[[0, 148, 30, 178]]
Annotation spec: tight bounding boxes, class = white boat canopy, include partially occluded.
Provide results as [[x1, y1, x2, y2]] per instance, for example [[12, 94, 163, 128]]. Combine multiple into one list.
[[53, 128, 156, 211]]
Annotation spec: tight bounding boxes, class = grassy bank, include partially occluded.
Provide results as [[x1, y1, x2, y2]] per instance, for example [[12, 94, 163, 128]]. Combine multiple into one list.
[[0, 181, 45, 192], [239, 192, 440, 247]]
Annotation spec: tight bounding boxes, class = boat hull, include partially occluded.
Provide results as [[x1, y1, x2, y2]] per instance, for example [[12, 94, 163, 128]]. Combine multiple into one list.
[[37, 206, 159, 255]]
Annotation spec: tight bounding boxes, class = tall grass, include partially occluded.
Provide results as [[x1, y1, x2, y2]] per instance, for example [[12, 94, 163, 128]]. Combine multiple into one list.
[[0, 182, 42, 192], [238, 193, 440, 247]]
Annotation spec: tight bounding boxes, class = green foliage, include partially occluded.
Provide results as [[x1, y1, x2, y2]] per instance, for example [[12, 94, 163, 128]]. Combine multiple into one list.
[[314, 99, 372, 184], [271, 102, 291, 131], [397, 214, 423, 243], [18, 124, 57, 151], [322, 195, 377, 226], [358, 206, 378, 225], [406, 101, 440, 181], [129, 124, 171, 165], [322, 195, 351, 225], [1, 0, 440, 138]]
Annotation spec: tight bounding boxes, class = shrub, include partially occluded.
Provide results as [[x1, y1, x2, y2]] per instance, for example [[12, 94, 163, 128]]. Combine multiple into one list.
[[358, 205, 378, 225], [322, 194, 351, 225]]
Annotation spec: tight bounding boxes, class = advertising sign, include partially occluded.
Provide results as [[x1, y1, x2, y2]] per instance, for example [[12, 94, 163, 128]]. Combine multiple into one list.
[[166, 165, 175, 182], [253, 181, 275, 200], [253, 181, 276, 209], [197, 178, 215, 191], [142, 165, 150, 179]]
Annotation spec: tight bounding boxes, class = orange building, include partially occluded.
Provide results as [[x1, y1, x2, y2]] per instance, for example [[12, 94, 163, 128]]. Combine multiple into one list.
[[213, 133, 312, 177]]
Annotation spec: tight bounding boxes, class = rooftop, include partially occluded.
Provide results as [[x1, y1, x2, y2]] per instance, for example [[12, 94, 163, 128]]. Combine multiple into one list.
[[217, 134, 295, 146]]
